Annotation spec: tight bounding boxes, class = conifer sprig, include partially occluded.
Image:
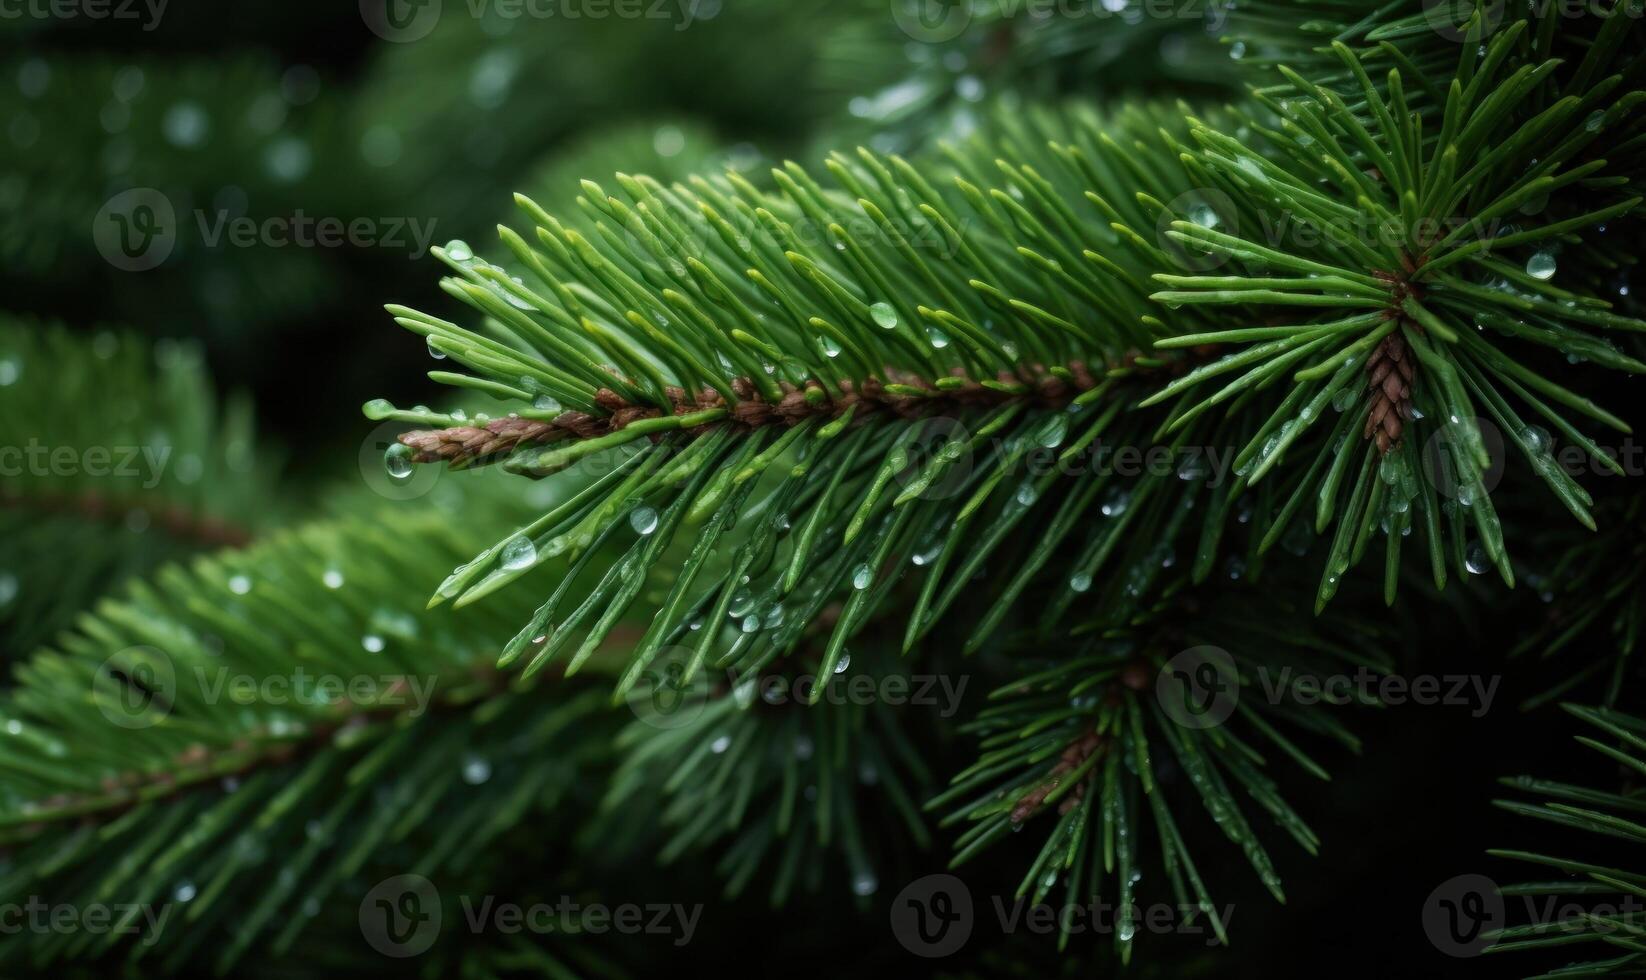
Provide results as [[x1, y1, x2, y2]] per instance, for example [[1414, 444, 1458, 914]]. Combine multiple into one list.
[[932, 580, 1392, 962], [1490, 704, 1646, 972]]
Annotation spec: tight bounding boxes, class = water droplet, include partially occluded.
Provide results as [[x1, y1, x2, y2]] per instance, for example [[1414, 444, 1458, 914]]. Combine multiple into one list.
[[852, 873, 879, 896], [630, 507, 659, 535], [228, 574, 252, 595], [0, 569, 20, 609], [1332, 388, 1356, 412], [360, 124, 402, 167], [1229, 40, 1246, 59], [1177, 456, 1209, 481], [926, 325, 951, 348], [1465, 542, 1489, 575], [162, 101, 209, 148], [322, 568, 344, 589], [462, 755, 492, 785], [1100, 487, 1130, 517], [1015, 483, 1039, 506], [174, 881, 197, 903], [1526, 251, 1556, 281], [819, 334, 841, 358], [445, 239, 474, 262], [852, 564, 873, 590], [1522, 425, 1553, 454], [264, 137, 311, 182], [727, 590, 755, 618], [711, 734, 732, 754], [361, 634, 385, 653], [1038, 415, 1069, 449], [653, 124, 686, 157], [869, 302, 898, 329], [1070, 572, 1093, 593], [740, 614, 760, 633], [384, 443, 415, 481], [834, 652, 851, 674], [911, 544, 942, 566], [501, 536, 536, 571], [1586, 111, 1605, 132], [1189, 203, 1221, 229]]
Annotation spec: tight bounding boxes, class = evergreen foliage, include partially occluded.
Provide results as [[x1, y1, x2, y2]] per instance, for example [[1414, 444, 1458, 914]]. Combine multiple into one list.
[[7, 0, 1646, 975]]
